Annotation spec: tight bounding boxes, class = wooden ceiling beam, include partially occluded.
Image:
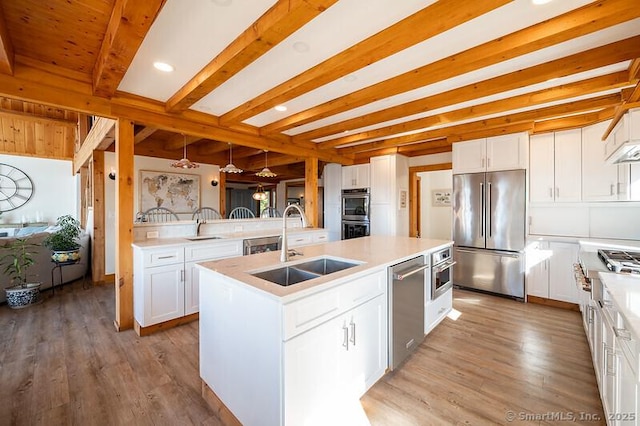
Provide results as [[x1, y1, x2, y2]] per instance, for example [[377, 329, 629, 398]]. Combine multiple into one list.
[[263, 0, 640, 134], [231, 146, 265, 159], [92, 0, 167, 97], [166, 0, 339, 113], [339, 95, 619, 155], [400, 146, 452, 158], [316, 71, 632, 148], [134, 126, 158, 144], [532, 110, 610, 134], [447, 123, 535, 144], [626, 80, 640, 103], [0, 109, 77, 127], [243, 153, 306, 170], [629, 58, 640, 81], [74, 117, 116, 172], [219, 0, 512, 124], [0, 4, 14, 75], [163, 134, 202, 151], [196, 141, 234, 155]]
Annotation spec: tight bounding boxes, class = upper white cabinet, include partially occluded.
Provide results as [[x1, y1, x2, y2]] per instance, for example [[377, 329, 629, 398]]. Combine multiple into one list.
[[582, 121, 630, 201], [604, 107, 640, 163], [369, 154, 409, 236], [529, 129, 581, 203], [452, 133, 527, 174], [342, 164, 370, 189]]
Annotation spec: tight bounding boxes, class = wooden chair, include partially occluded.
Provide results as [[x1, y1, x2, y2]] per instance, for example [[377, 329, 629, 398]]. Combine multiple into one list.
[[192, 207, 222, 222], [143, 207, 179, 222], [260, 207, 281, 218], [228, 207, 255, 219]]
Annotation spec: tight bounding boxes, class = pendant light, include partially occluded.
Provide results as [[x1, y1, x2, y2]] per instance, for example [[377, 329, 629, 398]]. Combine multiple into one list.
[[220, 143, 243, 173], [170, 134, 199, 169], [255, 150, 277, 178], [252, 183, 268, 201]]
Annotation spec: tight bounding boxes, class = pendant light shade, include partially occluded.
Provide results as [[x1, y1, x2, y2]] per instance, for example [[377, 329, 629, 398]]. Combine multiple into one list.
[[255, 150, 277, 178], [220, 143, 243, 173], [252, 183, 268, 201], [170, 134, 199, 169]]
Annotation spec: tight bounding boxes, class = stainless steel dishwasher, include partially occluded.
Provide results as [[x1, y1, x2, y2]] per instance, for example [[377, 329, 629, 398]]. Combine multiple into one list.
[[389, 255, 429, 370]]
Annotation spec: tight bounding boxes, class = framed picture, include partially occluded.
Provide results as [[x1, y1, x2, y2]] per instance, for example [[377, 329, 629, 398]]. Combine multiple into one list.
[[432, 189, 452, 207], [139, 170, 200, 214]]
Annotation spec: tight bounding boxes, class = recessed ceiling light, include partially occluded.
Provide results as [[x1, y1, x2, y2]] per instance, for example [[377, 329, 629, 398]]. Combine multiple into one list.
[[532, 0, 552, 5], [153, 61, 174, 72], [293, 41, 310, 53], [275, 105, 287, 112]]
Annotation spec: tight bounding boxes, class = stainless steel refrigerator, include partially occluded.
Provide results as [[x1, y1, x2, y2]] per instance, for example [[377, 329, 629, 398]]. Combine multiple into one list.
[[452, 169, 525, 299]]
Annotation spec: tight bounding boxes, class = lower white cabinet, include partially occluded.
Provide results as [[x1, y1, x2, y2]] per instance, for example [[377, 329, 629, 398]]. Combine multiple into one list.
[[142, 263, 185, 325], [526, 241, 579, 303], [425, 288, 452, 334], [284, 293, 386, 425]]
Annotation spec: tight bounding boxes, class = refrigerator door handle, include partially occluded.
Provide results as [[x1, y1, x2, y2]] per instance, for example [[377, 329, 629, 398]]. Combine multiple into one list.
[[455, 248, 522, 258], [487, 182, 492, 238], [479, 182, 484, 237]]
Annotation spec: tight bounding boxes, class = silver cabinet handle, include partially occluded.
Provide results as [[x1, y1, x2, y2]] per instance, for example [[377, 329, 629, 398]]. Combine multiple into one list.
[[613, 327, 631, 341], [481, 158, 485, 168], [393, 264, 429, 280], [158, 255, 175, 260], [437, 307, 446, 315], [548, 188, 553, 198], [181, 269, 185, 282], [342, 324, 349, 351], [349, 320, 356, 346], [610, 184, 615, 196], [604, 344, 616, 376], [555, 187, 559, 198]]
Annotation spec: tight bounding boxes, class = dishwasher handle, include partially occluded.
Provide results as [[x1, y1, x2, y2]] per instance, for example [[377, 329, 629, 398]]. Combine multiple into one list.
[[393, 264, 430, 281]]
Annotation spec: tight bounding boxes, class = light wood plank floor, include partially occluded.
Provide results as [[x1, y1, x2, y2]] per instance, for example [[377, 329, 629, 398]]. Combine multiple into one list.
[[0, 281, 603, 425]]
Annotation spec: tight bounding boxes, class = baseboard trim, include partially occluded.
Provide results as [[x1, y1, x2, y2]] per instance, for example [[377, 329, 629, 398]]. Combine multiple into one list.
[[527, 295, 579, 311], [201, 380, 242, 426], [134, 313, 199, 336]]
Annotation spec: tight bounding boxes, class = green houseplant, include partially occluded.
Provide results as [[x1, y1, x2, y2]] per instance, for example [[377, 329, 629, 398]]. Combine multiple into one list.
[[1, 237, 42, 308], [43, 214, 82, 263]]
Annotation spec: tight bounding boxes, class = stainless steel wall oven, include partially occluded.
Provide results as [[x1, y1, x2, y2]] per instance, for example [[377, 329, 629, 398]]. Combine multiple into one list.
[[431, 246, 455, 300], [341, 188, 370, 221]]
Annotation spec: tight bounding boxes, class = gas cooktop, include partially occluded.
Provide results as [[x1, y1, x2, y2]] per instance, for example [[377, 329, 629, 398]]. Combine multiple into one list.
[[598, 249, 640, 274]]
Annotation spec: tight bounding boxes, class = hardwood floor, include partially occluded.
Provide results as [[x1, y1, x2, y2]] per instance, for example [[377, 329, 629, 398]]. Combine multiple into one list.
[[0, 282, 603, 425]]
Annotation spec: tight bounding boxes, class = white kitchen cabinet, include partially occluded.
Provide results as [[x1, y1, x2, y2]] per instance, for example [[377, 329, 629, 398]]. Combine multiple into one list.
[[323, 163, 342, 241], [370, 154, 409, 236], [283, 293, 387, 425], [605, 108, 640, 163], [582, 121, 630, 201], [425, 288, 452, 334], [529, 130, 581, 202], [141, 263, 185, 325], [342, 164, 370, 189], [452, 133, 527, 174], [526, 241, 579, 304], [288, 230, 329, 248]]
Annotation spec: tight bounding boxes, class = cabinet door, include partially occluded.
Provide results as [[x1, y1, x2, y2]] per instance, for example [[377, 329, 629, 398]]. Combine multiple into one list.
[[370, 155, 392, 204], [529, 133, 555, 202], [617, 349, 638, 426], [184, 261, 200, 315], [486, 133, 526, 171], [526, 242, 550, 298], [344, 294, 387, 397], [548, 242, 579, 303], [342, 166, 355, 189], [452, 138, 486, 174], [582, 121, 621, 201], [354, 164, 370, 188], [142, 264, 185, 326], [554, 129, 582, 202], [601, 318, 617, 417], [283, 312, 345, 425]]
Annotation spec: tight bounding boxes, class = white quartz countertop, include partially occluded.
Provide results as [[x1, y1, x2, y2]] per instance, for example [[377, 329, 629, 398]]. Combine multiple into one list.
[[131, 227, 324, 249], [598, 272, 640, 340], [196, 235, 452, 301]]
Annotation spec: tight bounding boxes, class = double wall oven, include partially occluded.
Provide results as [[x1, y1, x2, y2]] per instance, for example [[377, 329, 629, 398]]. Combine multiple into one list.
[[341, 188, 370, 240]]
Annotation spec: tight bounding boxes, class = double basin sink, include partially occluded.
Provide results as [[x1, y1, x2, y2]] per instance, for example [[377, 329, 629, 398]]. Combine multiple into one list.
[[251, 256, 362, 287]]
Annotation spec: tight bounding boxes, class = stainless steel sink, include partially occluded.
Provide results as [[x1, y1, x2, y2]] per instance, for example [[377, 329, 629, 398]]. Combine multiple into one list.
[[249, 256, 362, 286], [185, 235, 224, 241], [251, 266, 321, 286], [293, 258, 361, 275]]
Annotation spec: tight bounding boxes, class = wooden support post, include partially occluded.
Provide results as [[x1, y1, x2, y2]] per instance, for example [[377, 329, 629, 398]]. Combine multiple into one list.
[[219, 172, 227, 218], [114, 119, 135, 331], [92, 150, 106, 284], [305, 158, 318, 227]]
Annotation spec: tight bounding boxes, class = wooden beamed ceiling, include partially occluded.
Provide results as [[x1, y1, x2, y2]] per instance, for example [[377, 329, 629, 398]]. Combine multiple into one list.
[[0, 0, 638, 179]]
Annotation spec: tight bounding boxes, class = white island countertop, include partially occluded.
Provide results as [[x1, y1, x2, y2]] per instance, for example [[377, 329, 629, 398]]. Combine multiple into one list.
[[197, 235, 452, 301], [599, 272, 640, 339]]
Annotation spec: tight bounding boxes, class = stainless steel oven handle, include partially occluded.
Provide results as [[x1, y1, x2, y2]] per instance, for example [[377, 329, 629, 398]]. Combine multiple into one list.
[[393, 264, 430, 280], [433, 260, 456, 273]]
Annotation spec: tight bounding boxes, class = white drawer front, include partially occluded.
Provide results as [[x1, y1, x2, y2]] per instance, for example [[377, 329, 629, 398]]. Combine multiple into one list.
[[425, 288, 452, 334], [185, 240, 242, 262], [144, 247, 184, 267], [312, 232, 328, 243], [288, 234, 312, 248]]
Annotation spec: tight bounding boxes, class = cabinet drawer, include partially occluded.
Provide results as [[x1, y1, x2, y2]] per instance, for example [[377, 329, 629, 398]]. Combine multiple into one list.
[[185, 240, 242, 262], [288, 234, 312, 248], [282, 269, 386, 340], [425, 289, 452, 334], [312, 232, 328, 244], [144, 247, 184, 267]]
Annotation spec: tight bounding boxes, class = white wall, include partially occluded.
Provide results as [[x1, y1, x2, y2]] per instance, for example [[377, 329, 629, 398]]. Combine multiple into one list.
[[418, 170, 452, 240], [409, 152, 452, 167], [0, 155, 79, 224], [104, 152, 221, 274]]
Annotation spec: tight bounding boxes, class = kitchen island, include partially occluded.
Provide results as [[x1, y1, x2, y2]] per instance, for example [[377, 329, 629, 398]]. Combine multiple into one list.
[[196, 235, 451, 426]]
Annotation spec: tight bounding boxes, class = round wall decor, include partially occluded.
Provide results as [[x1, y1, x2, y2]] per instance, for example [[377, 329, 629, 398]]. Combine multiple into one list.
[[0, 163, 34, 212]]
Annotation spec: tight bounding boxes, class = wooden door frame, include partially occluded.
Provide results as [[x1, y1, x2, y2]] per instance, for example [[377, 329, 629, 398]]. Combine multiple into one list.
[[408, 163, 452, 237]]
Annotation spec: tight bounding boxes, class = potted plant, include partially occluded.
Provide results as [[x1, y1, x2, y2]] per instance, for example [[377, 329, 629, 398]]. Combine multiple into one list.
[[1, 237, 41, 308], [43, 214, 82, 264]]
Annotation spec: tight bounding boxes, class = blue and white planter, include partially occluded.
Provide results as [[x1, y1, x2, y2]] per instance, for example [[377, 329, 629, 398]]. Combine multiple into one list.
[[5, 283, 41, 309], [51, 249, 81, 264]]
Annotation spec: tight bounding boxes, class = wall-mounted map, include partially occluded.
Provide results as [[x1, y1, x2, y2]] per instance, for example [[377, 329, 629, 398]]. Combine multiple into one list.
[[139, 170, 200, 214]]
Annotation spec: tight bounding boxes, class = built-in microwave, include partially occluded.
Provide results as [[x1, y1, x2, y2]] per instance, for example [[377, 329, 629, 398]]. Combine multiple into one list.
[[341, 188, 370, 221]]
